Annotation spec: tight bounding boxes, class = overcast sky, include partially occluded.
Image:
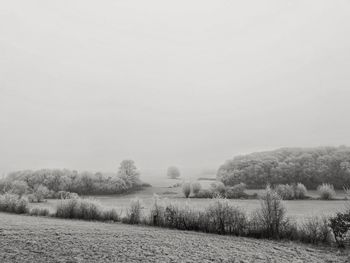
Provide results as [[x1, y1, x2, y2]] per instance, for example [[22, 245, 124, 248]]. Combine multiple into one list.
[[1, 0, 350, 176]]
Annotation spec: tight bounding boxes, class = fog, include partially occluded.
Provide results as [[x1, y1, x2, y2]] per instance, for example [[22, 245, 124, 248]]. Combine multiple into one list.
[[1, 0, 350, 177]]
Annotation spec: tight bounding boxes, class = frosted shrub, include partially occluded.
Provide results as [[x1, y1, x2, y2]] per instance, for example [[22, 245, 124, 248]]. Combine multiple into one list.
[[195, 189, 214, 198], [123, 198, 143, 224], [30, 207, 50, 216], [163, 202, 201, 231], [343, 186, 350, 200], [101, 209, 120, 222], [275, 184, 294, 200], [56, 191, 79, 199], [0, 193, 29, 214], [182, 182, 191, 198], [317, 183, 336, 200], [299, 216, 330, 244], [210, 182, 226, 196], [205, 199, 247, 235], [294, 183, 308, 199], [9, 180, 28, 197], [32, 185, 50, 202], [15, 197, 30, 214], [329, 211, 350, 248], [225, 183, 247, 199], [255, 186, 288, 238], [191, 182, 201, 196], [56, 198, 102, 220], [149, 195, 165, 226]]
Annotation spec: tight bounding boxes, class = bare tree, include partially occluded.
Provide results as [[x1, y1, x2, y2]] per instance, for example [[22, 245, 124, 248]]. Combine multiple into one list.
[[167, 166, 180, 179]]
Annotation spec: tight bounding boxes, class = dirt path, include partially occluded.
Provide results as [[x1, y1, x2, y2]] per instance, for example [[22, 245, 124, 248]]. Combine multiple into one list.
[[0, 213, 348, 263]]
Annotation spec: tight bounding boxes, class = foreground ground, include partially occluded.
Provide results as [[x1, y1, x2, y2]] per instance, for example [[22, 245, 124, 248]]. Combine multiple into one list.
[[0, 213, 348, 263]]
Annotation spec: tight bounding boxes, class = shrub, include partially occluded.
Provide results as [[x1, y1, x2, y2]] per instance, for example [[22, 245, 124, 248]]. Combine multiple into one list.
[[27, 194, 37, 203], [195, 189, 214, 198], [299, 216, 330, 244], [0, 193, 29, 214], [101, 209, 119, 222], [162, 202, 201, 231], [254, 186, 288, 238], [33, 185, 50, 202], [15, 197, 30, 214], [329, 211, 350, 248], [170, 182, 181, 188], [317, 183, 336, 200], [344, 186, 350, 200], [56, 191, 79, 199], [191, 182, 201, 195], [182, 182, 191, 198], [225, 183, 248, 199], [55, 198, 102, 220], [205, 199, 247, 235], [294, 183, 308, 199], [123, 198, 143, 224], [8, 180, 28, 197], [149, 195, 165, 226], [0, 179, 11, 194], [210, 182, 226, 196], [275, 184, 294, 200], [30, 207, 50, 217]]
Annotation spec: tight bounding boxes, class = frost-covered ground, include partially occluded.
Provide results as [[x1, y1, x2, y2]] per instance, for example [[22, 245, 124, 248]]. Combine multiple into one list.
[[0, 213, 348, 263]]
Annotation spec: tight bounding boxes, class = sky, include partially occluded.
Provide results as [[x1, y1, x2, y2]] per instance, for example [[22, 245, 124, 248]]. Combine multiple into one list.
[[0, 0, 350, 177]]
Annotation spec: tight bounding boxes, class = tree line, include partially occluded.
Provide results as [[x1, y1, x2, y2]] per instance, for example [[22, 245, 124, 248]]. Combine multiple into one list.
[[0, 160, 144, 196], [217, 146, 350, 189]]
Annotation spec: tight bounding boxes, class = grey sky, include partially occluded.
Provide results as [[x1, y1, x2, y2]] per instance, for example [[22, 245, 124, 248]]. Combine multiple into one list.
[[1, 0, 350, 176]]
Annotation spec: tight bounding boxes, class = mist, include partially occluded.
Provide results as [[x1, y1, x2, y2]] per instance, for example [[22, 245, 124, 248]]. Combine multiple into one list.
[[1, 0, 350, 177]]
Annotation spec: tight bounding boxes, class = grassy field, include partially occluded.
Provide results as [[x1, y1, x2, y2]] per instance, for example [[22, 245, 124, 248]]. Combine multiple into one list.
[[0, 212, 348, 263], [29, 184, 349, 222]]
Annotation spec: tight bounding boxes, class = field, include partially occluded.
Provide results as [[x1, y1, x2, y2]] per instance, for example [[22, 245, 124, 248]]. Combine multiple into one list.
[[29, 179, 349, 222], [0, 212, 348, 263]]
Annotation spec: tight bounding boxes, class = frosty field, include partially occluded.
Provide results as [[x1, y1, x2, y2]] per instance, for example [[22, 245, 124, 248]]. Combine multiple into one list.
[[29, 183, 349, 221], [0, 212, 348, 263]]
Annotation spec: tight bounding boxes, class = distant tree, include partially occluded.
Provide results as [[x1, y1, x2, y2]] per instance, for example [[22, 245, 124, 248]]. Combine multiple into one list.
[[118, 160, 140, 188], [217, 146, 350, 189], [167, 166, 180, 179], [34, 185, 50, 202], [9, 180, 28, 197], [3, 168, 144, 196]]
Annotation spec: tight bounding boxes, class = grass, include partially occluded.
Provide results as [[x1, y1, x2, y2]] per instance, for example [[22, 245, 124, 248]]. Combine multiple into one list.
[[0, 212, 348, 263]]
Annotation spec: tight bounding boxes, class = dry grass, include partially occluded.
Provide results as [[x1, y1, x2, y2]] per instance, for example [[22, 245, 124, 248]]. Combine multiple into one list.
[[0, 212, 348, 263]]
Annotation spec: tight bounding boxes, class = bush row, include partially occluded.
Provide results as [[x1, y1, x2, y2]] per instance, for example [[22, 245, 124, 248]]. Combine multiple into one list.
[[129, 191, 347, 247], [1, 189, 349, 248], [55, 198, 119, 222], [0, 160, 143, 197], [183, 182, 252, 199], [124, 189, 349, 247], [186, 181, 342, 200], [275, 183, 308, 200]]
